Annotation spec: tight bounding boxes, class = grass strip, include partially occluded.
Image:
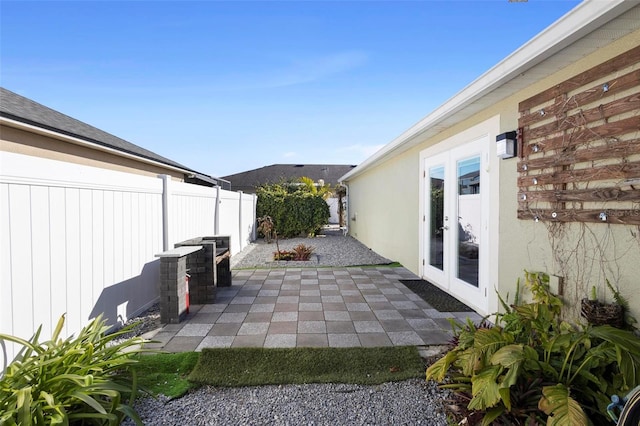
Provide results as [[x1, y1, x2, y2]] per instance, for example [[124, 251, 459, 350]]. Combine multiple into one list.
[[135, 352, 200, 398], [188, 346, 424, 387]]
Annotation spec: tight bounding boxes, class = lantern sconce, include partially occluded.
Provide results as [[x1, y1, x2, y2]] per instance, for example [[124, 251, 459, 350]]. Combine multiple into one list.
[[496, 131, 517, 159]]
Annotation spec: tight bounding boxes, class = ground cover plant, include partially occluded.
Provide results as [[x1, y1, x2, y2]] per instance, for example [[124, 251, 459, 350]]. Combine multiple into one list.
[[0, 314, 151, 425], [189, 346, 424, 387], [427, 271, 640, 425]]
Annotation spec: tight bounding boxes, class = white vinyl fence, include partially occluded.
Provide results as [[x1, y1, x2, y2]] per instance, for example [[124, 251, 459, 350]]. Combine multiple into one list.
[[326, 196, 341, 224], [0, 152, 255, 364]]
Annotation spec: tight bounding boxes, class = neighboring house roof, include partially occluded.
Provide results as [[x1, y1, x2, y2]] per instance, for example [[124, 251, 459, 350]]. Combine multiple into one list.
[[340, 0, 639, 182], [0, 87, 222, 186], [222, 164, 357, 193]]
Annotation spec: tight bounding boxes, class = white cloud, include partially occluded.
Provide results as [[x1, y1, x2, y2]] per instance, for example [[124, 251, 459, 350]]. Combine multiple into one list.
[[283, 151, 297, 158], [208, 51, 369, 91], [274, 51, 369, 87]]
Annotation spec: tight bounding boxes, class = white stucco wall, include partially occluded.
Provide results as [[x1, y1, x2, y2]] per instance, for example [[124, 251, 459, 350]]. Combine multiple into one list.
[[344, 27, 640, 320]]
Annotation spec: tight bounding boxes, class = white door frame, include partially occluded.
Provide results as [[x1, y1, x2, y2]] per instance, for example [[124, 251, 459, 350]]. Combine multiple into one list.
[[422, 151, 449, 290], [419, 136, 490, 314]]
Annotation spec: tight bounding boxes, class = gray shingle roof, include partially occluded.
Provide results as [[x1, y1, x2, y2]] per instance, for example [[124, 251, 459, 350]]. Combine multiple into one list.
[[0, 87, 195, 173], [222, 164, 357, 193]]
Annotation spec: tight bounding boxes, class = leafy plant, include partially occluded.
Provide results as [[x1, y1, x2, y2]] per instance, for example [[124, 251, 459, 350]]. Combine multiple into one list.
[[0, 314, 152, 425], [292, 243, 314, 261], [581, 279, 635, 330], [298, 176, 332, 200], [273, 250, 295, 261], [257, 215, 274, 243], [426, 270, 640, 426], [589, 285, 597, 301], [605, 278, 637, 329]]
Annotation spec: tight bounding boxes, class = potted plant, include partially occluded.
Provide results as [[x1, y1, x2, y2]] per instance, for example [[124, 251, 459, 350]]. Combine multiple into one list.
[[581, 280, 626, 329]]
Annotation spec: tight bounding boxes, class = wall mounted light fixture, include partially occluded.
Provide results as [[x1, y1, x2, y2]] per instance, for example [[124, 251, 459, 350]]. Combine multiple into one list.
[[496, 131, 517, 159]]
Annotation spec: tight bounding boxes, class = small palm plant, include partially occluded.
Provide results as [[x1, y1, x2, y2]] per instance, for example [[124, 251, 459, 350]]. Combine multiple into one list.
[[427, 271, 640, 425], [0, 314, 152, 425]]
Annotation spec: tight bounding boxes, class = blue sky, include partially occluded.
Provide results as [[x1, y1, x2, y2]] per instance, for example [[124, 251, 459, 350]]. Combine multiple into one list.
[[1, 1, 580, 178]]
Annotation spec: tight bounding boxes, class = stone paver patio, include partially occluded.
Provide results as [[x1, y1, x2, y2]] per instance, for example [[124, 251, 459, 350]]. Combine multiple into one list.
[[147, 266, 482, 351]]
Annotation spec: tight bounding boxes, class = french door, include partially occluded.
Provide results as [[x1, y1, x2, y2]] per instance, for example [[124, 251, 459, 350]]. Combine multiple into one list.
[[423, 140, 487, 312]]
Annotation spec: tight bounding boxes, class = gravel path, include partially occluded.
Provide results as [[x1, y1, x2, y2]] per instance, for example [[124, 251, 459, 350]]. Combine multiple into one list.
[[126, 379, 451, 425], [123, 229, 452, 425], [231, 228, 393, 269]]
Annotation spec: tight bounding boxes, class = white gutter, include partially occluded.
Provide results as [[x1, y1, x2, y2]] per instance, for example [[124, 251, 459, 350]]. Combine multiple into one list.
[[340, 0, 634, 182], [1, 116, 194, 176]]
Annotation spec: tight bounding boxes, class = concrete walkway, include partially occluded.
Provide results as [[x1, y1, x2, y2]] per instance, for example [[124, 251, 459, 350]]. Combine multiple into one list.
[[147, 266, 482, 352]]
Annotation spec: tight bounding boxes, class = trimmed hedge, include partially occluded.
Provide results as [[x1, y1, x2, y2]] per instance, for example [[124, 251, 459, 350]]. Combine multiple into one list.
[[256, 186, 329, 238]]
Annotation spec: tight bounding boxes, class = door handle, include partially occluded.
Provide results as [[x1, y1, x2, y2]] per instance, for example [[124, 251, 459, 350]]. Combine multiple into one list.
[[440, 226, 449, 231]]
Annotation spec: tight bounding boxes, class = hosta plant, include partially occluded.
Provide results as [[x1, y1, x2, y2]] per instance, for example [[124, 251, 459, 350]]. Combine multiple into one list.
[[426, 271, 640, 426], [0, 314, 152, 425]]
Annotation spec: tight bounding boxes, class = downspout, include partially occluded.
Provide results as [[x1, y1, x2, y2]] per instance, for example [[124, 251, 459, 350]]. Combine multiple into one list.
[[338, 182, 349, 235]]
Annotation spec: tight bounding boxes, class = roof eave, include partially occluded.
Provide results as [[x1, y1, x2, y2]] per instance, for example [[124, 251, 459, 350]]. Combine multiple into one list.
[[1, 116, 195, 176], [340, 0, 633, 183]]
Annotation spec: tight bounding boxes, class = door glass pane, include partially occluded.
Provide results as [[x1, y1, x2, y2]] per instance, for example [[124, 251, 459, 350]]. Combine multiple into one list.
[[429, 166, 445, 270], [457, 157, 480, 286]]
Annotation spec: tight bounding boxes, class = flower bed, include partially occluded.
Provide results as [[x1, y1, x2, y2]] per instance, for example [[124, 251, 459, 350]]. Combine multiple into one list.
[[273, 243, 314, 261]]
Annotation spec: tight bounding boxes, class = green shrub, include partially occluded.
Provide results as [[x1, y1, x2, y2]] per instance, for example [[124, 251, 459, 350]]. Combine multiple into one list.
[[426, 271, 640, 425], [256, 181, 329, 238], [0, 314, 152, 425]]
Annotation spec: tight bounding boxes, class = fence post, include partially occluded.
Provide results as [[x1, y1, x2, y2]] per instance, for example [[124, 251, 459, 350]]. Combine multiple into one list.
[[252, 193, 257, 241], [238, 191, 243, 251], [161, 175, 171, 250], [215, 185, 220, 235]]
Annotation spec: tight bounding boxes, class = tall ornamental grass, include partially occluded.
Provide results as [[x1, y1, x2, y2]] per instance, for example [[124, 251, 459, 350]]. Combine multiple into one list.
[[0, 314, 151, 425]]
